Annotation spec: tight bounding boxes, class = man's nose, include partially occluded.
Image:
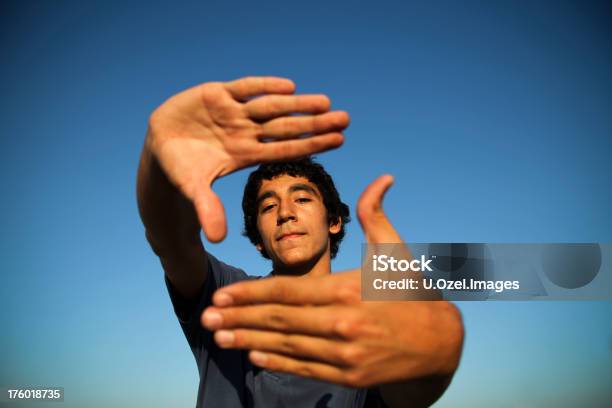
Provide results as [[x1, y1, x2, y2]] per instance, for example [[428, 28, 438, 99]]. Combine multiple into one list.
[[277, 200, 296, 225]]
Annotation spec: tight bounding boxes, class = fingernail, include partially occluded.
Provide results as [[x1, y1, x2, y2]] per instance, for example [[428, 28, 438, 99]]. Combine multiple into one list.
[[215, 330, 235, 347], [202, 311, 223, 329], [250, 351, 268, 367], [214, 292, 233, 307]]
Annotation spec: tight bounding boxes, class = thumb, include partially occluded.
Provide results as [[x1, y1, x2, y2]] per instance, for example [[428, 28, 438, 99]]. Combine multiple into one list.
[[357, 174, 401, 243], [193, 184, 227, 243], [357, 174, 394, 226]]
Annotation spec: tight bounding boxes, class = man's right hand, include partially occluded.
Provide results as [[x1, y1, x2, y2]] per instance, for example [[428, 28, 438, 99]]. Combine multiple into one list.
[[145, 76, 350, 242]]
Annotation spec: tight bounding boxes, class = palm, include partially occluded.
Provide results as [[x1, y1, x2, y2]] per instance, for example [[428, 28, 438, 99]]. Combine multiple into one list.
[[147, 77, 350, 242]]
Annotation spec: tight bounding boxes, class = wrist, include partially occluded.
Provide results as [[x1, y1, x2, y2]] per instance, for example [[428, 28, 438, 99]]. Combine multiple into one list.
[[145, 228, 203, 260]]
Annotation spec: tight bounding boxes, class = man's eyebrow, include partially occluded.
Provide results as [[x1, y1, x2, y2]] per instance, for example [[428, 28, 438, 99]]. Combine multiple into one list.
[[288, 183, 320, 197], [256, 183, 320, 206], [256, 190, 278, 206]]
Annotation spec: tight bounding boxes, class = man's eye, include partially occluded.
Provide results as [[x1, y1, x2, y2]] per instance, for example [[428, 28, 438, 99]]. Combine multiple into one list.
[[296, 197, 312, 203], [261, 204, 275, 213]]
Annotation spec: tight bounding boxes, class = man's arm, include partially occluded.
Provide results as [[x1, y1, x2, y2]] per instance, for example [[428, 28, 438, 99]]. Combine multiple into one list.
[[137, 139, 207, 301], [358, 175, 462, 407], [136, 77, 350, 300], [377, 374, 455, 408]]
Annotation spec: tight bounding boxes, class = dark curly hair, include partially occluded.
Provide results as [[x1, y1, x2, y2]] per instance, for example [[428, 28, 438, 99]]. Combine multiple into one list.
[[242, 157, 350, 259]]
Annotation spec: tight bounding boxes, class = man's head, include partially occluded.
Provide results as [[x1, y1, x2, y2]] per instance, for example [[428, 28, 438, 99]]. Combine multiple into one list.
[[242, 158, 350, 270]]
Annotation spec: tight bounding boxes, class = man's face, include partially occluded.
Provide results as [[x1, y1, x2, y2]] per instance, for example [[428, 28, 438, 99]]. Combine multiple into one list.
[[255, 175, 340, 270]]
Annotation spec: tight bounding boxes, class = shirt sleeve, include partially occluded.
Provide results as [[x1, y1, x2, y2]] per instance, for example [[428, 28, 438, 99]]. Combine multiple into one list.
[[164, 251, 253, 362]]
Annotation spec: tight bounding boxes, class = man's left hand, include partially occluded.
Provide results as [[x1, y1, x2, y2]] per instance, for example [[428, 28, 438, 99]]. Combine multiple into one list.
[[202, 270, 463, 388]]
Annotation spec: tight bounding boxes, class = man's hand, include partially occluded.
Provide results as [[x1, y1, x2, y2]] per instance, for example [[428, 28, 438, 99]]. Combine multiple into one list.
[[202, 272, 463, 388], [201, 176, 464, 389], [146, 76, 349, 242]]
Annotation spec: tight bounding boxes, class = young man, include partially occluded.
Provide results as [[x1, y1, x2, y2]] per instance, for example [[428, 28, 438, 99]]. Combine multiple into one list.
[[137, 77, 464, 407]]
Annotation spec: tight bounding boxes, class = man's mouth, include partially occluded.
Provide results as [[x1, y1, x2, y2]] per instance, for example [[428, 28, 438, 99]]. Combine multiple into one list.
[[277, 232, 306, 241]]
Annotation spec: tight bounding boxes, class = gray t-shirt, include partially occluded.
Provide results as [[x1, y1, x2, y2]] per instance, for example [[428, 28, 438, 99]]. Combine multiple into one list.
[[165, 252, 385, 408]]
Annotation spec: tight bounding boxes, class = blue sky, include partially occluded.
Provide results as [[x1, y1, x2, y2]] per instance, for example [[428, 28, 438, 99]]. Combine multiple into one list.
[[1, 1, 611, 406]]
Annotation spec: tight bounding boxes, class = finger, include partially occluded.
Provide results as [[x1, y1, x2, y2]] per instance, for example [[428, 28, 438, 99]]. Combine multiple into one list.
[[224, 76, 295, 101], [357, 174, 393, 219], [260, 111, 350, 139], [214, 329, 355, 367], [248, 350, 350, 386], [356, 175, 403, 243], [193, 184, 227, 243], [202, 304, 342, 336], [256, 132, 344, 162], [245, 94, 331, 120], [211, 273, 358, 306]]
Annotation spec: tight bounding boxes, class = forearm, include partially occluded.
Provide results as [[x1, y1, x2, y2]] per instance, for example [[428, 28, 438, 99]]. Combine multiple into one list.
[[137, 129, 202, 256], [137, 128, 209, 300], [378, 374, 453, 408], [379, 302, 464, 407]]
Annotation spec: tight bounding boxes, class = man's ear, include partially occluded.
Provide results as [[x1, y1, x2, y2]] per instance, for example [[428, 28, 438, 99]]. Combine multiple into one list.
[[329, 217, 342, 235], [255, 243, 263, 252]]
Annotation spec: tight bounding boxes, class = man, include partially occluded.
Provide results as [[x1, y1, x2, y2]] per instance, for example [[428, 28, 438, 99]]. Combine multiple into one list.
[[137, 76, 464, 407]]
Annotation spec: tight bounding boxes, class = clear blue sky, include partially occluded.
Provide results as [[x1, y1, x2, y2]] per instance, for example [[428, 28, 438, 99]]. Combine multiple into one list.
[[1, 1, 611, 406]]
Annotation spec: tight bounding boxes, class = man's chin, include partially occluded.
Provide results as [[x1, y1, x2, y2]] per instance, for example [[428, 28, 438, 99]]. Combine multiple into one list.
[[272, 255, 314, 275]]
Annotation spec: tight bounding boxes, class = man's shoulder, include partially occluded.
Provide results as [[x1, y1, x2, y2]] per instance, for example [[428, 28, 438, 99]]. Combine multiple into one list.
[[206, 251, 262, 286]]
